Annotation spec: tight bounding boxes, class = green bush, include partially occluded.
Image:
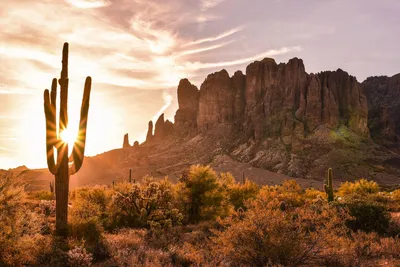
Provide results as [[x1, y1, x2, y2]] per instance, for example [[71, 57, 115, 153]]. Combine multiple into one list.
[[219, 172, 259, 210], [177, 165, 232, 223], [339, 198, 391, 234], [110, 178, 183, 230]]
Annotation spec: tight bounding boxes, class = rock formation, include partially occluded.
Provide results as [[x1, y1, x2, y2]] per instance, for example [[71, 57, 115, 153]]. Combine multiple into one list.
[[154, 113, 174, 140], [362, 74, 400, 149], [146, 121, 153, 142], [121, 57, 400, 181], [133, 141, 139, 148], [197, 69, 235, 132], [174, 79, 199, 132], [170, 58, 369, 144], [123, 133, 130, 148]]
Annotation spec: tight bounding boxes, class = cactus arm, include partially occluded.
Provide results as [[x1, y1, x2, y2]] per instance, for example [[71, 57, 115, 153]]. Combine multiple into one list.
[[59, 43, 69, 133], [44, 89, 58, 175], [69, 76, 92, 175]]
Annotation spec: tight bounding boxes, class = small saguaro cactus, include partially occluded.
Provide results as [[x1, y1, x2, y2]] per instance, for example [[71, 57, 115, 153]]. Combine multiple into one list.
[[323, 168, 334, 202], [49, 181, 54, 194], [43, 43, 92, 236], [129, 169, 132, 183]]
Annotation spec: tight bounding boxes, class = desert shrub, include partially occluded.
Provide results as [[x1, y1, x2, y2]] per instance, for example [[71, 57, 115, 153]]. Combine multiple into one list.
[[72, 186, 111, 208], [69, 188, 109, 261], [219, 172, 259, 210], [257, 180, 305, 209], [30, 190, 54, 200], [69, 186, 114, 234], [36, 237, 72, 267], [392, 189, 400, 201], [105, 229, 174, 267], [177, 165, 232, 224], [68, 245, 93, 267], [39, 200, 56, 217], [0, 210, 53, 266], [337, 198, 391, 234], [0, 174, 25, 264], [304, 188, 325, 200], [110, 178, 182, 230], [338, 179, 380, 196], [390, 189, 400, 211], [210, 198, 350, 267]]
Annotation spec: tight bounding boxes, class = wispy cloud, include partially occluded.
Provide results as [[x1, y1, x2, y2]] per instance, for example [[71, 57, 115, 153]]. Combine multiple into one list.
[[184, 46, 303, 70], [183, 26, 245, 47], [200, 0, 226, 11], [65, 0, 111, 9], [152, 90, 174, 123]]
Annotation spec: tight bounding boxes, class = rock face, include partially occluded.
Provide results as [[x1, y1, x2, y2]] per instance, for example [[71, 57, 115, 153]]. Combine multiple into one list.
[[123, 133, 130, 148], [138, 57, 370, 145], [318, 70, 369, 136], [174, 79, 199, 132], [172, 58, 368, 144], [242, 58, 369, 144], [146, 121, 153, 142], [197, 69, 235, 132], [362, 74, 400, 147], [154, 114, 174, 140]]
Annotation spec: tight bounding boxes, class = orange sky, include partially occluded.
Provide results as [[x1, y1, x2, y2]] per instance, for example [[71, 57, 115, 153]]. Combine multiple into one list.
[[1, 0, 399, 169]]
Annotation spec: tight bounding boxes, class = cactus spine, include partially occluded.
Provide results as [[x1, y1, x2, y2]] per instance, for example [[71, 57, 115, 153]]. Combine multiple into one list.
[[324, 168, 334, 202], [43, 43, 92, 236]]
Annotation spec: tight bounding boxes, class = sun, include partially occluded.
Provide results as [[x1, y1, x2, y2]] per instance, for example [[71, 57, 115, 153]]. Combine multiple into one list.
[[59, 128, 77, 146]]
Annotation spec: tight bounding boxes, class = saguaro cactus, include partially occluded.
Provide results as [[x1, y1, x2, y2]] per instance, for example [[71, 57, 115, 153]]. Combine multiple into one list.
[[43, 43, 92, 236], [324, 168, 334, 202], [129, 169, 132, 183], [49, 181, 54, 194]]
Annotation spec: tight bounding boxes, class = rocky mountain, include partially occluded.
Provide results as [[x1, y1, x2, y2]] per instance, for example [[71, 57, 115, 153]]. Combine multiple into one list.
[[125, 57, 399, 185], [18, 57, 400, 191]]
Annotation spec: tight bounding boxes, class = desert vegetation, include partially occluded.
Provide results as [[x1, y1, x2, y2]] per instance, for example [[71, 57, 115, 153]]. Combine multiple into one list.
[[1, 165, 400, 266]]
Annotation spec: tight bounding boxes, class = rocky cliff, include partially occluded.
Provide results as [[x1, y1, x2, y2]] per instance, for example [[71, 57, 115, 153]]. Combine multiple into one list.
[[172, 57, 369, 142], [363, 74, 400, 150]]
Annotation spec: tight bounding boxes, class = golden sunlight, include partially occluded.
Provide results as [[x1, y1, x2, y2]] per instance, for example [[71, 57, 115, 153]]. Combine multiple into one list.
[[60, 128, 77, 147]]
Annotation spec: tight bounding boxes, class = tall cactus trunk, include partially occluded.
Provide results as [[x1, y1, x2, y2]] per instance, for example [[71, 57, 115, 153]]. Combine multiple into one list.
[[324, 168, 334, 202], [55, 162, 69, 236], [44, 43, 92, 237]]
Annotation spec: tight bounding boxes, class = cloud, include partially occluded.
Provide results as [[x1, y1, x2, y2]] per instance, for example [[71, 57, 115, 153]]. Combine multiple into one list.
[[200, 0, 226, 11], [152, 90, 174, 123], [184, 46, 303, 70], [183, 26, 245, 47], [176, 41, 233, 57], [65, 0, 111, 8]]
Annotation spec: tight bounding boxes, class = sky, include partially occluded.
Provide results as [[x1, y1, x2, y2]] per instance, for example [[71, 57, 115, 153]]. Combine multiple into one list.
[[0, 0, 399, 169]]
